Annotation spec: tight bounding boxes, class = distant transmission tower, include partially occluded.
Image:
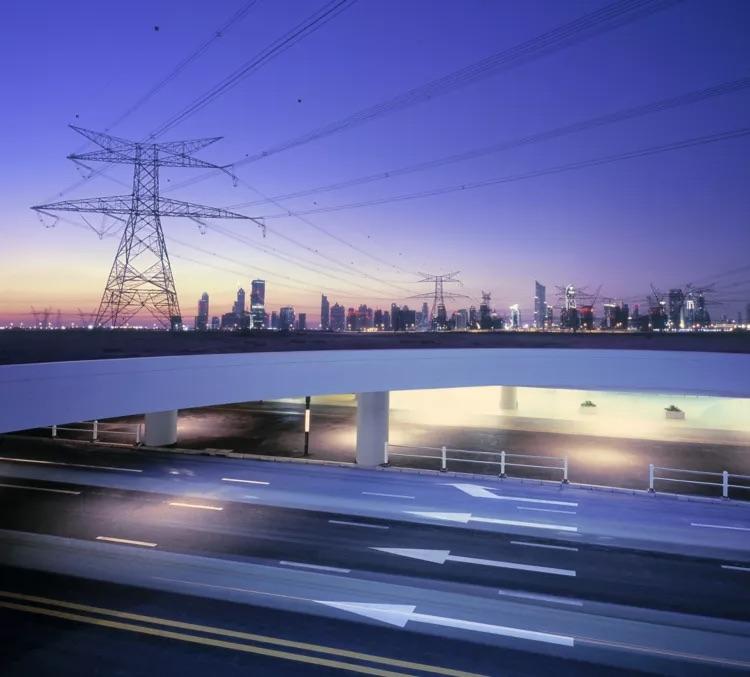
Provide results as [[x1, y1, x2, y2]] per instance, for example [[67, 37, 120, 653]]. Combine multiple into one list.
[[32, 126, 259, 329], [409, 271, 468, 325]]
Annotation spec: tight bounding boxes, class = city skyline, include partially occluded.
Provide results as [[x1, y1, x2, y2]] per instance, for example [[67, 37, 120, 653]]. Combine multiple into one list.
[[2, 1, 750, 324]]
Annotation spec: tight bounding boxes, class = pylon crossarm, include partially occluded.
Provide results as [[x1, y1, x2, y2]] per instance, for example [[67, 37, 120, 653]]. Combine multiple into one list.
[[32, 196, 133, 215], [157, 197, 250, 220], [157, 137, 222, 156], [70, 125, 136, 152], [69, 149, 136, 164]]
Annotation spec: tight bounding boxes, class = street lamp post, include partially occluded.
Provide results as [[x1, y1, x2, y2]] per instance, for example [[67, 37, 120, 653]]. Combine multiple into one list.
[[304, 396, 311, 456]]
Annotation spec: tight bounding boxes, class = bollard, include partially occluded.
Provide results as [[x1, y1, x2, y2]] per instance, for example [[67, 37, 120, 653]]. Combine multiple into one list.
[[92, 420, 98, 442], [51, 424, 57, 438], [383, 441, 389, 467], [500, 450, 506, 478], [562, 456, 569, 484], [135, 424, 141, 446], [722, 470, 729, 499], [440, 446, 447, 472], [648, 464, 655, 493]]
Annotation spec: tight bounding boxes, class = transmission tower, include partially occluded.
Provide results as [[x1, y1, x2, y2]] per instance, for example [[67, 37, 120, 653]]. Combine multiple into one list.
[[32, 126, 259, 329], [408, 271, 468, 324]]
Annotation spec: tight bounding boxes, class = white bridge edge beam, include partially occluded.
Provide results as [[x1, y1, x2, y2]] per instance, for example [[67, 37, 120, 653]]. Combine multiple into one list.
[[0, 348, 748, 433]]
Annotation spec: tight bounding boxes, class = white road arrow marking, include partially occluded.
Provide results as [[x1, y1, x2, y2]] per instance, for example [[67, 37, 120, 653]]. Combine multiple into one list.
[[315, 601, 574, 647], [372, 547, 575, 577], [407, 511, 578, 532], [447, 483, 578, 507]]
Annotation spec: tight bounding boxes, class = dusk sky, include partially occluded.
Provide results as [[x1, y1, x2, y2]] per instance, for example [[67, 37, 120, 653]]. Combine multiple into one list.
[[2, 0, 750, 324]]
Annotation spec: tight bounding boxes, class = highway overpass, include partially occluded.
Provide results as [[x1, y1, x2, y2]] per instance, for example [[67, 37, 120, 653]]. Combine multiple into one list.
[[1, 330, 749, 465]]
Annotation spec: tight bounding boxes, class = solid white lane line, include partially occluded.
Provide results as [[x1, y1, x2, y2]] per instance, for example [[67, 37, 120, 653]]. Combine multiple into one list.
[[222, 478, 269, 486], [722, 564, 750, 572], [498, 589, 584, 606], [0, 456, 142, 473], [362, 492, 415, 499], [279, 561, 351, 574], [691, 522, 750, 532], [96, 536, 157, 547], [168, 502, 223, 511], [0, 483, 81, 495], [517, 507, 577, 515], [510, 540, 579, 552], [328, 520, 390, 530]]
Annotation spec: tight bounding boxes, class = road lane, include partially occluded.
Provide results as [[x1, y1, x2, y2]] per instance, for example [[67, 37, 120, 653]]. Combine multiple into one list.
[[2, 534, 748, 676], [0, 476, 748, 622], [1, 440, 749, 563]]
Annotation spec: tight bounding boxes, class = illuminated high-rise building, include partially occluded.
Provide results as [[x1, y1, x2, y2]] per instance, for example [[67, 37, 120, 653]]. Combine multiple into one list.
[[250, 279, 265, 329], [195, 292, 209, 331], [533, 281, 546, 329], [320, 294, 330, 330], [668, 288, 684, 329], [279, 306, 295, 331], [509, 304, 520, 329], [331, 303, 346, 331], [233, 287, 245, 316]]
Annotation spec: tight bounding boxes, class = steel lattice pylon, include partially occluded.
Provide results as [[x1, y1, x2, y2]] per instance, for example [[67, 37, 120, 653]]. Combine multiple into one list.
[[408, 271, 468, 324], [33, 126, 259, 329]]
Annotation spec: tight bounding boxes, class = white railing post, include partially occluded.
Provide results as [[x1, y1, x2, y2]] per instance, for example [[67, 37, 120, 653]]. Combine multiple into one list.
[[92, 420, 98, 442], [563, 456, 569, 484], [500, 450, 506, 478], [51, 424, 57, 438], [383, 441, 389, 466], [135, 424, 141, 446], [722, 471, 729, 499], [440, 446, 447, 472], [648, 464, 655, 493]]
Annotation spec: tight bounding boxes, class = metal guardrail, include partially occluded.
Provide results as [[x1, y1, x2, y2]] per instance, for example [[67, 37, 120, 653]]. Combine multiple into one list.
[[50, 420, 142, 446], [649, 464, 750, 499], [385, 443, 568, 482]]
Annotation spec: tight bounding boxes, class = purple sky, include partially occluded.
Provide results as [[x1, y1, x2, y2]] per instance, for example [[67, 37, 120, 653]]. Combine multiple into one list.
[[2, 0, 750, 324]]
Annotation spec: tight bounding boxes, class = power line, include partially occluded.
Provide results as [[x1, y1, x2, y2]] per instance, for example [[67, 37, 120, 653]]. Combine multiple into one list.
[[228, 174, 418, 285], [253, 126, 750, 218], [149, 0, 357, 139], [228, 75, 750, 208], [214, 0, 683, 169]]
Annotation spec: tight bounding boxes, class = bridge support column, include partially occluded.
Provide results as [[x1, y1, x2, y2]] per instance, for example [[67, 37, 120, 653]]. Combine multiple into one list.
[[356, 391, 389, 467], [144, 410, 178, 447], [500, 386, 518, 411]]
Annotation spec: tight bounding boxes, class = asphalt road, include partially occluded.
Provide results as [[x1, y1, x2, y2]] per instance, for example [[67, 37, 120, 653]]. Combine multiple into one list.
[[1, 441, 749, 675]]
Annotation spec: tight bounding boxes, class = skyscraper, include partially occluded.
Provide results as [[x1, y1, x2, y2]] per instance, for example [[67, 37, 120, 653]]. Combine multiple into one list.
[[250, 279, 265, 329], [232, 288, 246, 316], [534, 281, 546, 329], [297, 312, 307, 331], [668, 288, 684, 329], [320, 294, 330, 330], [331, 303, 345, 331], [279, 306, 295, 331], [195, 292, 209, 331], [509, 304, 520, 329]]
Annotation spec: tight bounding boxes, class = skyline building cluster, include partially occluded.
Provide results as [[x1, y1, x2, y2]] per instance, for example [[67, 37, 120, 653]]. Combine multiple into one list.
[[192, 277, 737, 335]]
